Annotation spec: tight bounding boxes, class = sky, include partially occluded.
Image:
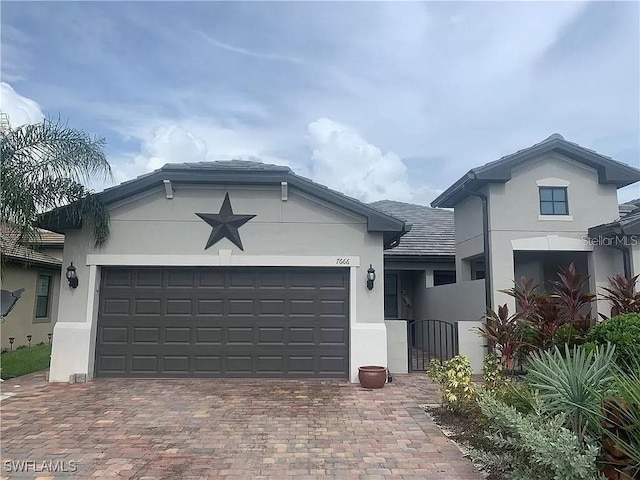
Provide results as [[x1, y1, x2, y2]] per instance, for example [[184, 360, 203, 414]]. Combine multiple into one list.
[[1, 1, 639, 204]]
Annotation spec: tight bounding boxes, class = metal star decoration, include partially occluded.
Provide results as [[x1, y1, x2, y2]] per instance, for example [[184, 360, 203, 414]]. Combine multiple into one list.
[[196, 193, 256, 251]]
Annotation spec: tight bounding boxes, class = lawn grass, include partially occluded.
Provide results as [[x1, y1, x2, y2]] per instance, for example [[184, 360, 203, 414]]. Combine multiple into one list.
[[0, 344, 52, 380]]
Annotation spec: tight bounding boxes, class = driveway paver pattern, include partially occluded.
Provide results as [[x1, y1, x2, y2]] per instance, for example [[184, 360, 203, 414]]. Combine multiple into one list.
[[1, 372, 482, 479]]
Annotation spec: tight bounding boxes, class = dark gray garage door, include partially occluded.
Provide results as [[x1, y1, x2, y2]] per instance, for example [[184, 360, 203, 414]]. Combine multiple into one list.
[[95, 267, 349, 378]]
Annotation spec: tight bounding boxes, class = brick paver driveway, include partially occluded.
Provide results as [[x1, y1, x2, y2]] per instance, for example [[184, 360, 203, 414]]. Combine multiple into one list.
[[1, 372, 482, 479]]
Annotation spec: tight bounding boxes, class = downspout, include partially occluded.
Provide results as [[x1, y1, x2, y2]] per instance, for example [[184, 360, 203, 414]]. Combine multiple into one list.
[[465, 188, 492, 311], [611, 244, 631, 279]]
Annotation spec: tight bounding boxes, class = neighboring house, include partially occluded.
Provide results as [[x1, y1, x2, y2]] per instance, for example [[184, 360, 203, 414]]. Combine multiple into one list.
[[39, 161, 408, 382], [0, 228, 64, 350]]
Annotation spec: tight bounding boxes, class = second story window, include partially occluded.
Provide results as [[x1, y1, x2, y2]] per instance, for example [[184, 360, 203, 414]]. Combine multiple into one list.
[[539, 187, 568, 215]]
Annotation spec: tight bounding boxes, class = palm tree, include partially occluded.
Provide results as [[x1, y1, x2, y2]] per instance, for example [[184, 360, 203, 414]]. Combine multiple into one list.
[[1, 118, 112, 249]]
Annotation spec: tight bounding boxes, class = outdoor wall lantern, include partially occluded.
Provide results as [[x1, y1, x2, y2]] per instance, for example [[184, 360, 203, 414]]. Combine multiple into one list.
[[66, 263, 79, 289], [366, 264, 376, 290]]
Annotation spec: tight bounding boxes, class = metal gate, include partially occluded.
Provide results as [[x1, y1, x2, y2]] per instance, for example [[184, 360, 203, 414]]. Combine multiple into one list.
[[407, 319, 459, 371]]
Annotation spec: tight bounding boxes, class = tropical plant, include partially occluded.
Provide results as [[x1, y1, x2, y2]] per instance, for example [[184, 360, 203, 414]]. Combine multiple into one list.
[[526, 344, 616, 444], [551, 263, 596, 329], [426, 355, 475, 411], [471, 391, 605, 480], [482, 352, 508, 390], [477, 304, 527, 371], [500, 264, 595, 351], [0, 118, 112, 251], [600, 274, 640, 317], [600, 352, 640, 479], [584, 314, 640, 373]]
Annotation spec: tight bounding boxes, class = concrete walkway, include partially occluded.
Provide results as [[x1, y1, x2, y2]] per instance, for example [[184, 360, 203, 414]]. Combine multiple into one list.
[[0, 372, 482, 479]]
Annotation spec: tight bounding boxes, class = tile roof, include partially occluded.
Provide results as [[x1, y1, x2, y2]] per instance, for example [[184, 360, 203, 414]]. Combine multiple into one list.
[[432, 134, 640, 208], [0, 227, 63, 267], [370, 200, 455, 257]]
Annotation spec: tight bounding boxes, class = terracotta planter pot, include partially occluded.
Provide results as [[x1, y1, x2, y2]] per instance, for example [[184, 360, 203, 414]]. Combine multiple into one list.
[[358, 366, 387, 389]]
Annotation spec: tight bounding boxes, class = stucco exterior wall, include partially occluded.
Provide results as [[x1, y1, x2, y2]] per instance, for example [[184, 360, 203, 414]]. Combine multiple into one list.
[[632, 244, 640, 277], [485, 154, 623, 313], [50, 184, 388, 382], [454, 196, 484, 280], [420, 279, 486, 373], [385, 319, 408, 374], [1, 264, 60, 349]]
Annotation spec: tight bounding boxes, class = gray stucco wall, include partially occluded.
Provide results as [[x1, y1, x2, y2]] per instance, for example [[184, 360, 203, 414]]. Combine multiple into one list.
[[422, 279, 486, 372], [50, 183, 390, 382], [454, 195, 484, 280], [485, 154, 623, 313], [56, 184, 385, 325]]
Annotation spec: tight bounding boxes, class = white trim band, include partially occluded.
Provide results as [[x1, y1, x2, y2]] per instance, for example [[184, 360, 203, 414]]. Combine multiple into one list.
[[86, 254, 361, 268]]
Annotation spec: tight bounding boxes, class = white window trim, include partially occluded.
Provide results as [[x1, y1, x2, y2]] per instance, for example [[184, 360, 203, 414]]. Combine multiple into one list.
[[536, 177, 571, 187], [538, 214, 574, 221]]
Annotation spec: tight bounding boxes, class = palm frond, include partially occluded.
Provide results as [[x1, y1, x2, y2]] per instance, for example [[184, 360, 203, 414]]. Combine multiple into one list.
[[0, 118, 112, 255]]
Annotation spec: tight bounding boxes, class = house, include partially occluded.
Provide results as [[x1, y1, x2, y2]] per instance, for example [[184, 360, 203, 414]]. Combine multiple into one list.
[[428, 133, 640, 370], [38, 161, 408, 382], [0, 227, 64, 350], [39, 134, 640, 381]]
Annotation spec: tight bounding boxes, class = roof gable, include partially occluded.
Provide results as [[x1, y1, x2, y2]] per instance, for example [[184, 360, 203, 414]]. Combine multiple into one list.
[[432, 134, 640, 208], [38, 160, 408, 249]]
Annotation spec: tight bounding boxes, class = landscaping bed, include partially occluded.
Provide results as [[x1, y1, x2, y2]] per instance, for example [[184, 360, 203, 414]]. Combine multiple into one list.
[[423, 266, 640, 480], [424, 405, 506, 480], [1, 344, 52, 380]]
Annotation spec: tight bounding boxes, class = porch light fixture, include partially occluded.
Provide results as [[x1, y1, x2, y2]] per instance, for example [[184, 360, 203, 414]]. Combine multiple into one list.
[[366, 264, 376, 290], [66, 263, 79, 289]]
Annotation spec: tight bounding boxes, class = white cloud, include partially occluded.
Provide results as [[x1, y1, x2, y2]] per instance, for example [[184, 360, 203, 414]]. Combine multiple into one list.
[[113, 124, 208, 183], [112, 116, 436, 205], [306, 118, 433, 203], [0, 82, 44, 127]]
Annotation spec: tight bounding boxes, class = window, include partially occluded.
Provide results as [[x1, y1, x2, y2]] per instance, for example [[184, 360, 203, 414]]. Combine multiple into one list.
[[35, 275, 52, 319], [471, 258, 485, 280], [433, 270, 456, 286], [384, 273, 398, 318], [539, 187, 568, 215]]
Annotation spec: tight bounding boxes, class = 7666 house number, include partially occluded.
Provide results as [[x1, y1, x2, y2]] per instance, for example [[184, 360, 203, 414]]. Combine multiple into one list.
[[335, 258, 350, 265]]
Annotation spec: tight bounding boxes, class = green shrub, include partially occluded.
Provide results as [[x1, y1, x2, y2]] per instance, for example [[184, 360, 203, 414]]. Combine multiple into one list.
[[585, 313, 640, 371], [600, 351, 640, 476], [426, 355, 475, 411], [482, 352, 507, 389], [526, 344, 615, 443], [471, 392, 605, 480], [493, 380, 536, 415], [554, 323, 584, 348]]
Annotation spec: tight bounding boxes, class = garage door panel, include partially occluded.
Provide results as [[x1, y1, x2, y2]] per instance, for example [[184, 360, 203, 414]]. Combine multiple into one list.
[[194, 355, 221, 373], [131, 355, 159, 373], [136, 270, 164, 287], [163, 356, 190, 373], [166, 299, 193, 315], [195, 327, 223, 344], [99, 326, 129, 344], [134, 299, 162, 315], [164, 327, 191, 343], [103, 298, 131, 315], [96, 267, 349, 378]]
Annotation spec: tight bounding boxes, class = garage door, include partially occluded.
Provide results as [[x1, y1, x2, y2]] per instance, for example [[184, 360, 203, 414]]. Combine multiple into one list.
[[95, 267, 349, 378]]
